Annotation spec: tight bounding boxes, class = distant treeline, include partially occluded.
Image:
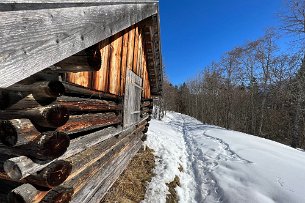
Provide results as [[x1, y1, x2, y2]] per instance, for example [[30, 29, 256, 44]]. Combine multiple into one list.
[[161, 0, 305, 148]]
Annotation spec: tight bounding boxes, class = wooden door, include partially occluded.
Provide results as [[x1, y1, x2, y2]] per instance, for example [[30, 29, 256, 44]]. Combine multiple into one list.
[[123, 70, 143, 128]]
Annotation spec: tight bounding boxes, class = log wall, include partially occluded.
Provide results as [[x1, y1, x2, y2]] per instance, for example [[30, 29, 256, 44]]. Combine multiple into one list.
[[65, 23, 152, 99], [0, 74, 153, 202]]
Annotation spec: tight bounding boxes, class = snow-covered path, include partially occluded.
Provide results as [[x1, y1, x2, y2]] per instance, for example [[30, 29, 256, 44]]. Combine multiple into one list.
[[143, 112, 305, 203]]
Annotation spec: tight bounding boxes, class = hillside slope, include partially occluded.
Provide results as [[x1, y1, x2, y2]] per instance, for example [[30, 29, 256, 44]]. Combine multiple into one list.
[[143, 112, 305, 203]]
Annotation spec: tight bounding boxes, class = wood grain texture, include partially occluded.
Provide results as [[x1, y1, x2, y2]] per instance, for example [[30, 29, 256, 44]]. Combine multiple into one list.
[[127, 26, 136, 71], [92, 38, 110, 92], [88, 139, 142, 202], [109, 34, 123, 95], [71, 136, 142, 203], [133, 26, 139, 74], [120, 30, 129, 95], [123, 70, 143, 127], [0, 3, 158, 87]]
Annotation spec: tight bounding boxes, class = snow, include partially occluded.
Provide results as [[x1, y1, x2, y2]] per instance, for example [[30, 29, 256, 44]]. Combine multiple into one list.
[[143, 112, 305, 203]]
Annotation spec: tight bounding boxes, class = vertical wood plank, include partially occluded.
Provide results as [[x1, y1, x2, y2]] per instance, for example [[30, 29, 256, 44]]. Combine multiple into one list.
[[133, 26, 139, 74], [127, 26, 135, 71], [93, 39, 110, 92], [66, 72, 91, 88], [109, 34, 123, 95], [138, 28, 143, 77], [120, 30, 129, 96]]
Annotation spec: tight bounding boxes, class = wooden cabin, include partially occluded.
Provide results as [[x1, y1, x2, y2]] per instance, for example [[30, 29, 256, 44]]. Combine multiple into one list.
[[0, 1, 162, 202]]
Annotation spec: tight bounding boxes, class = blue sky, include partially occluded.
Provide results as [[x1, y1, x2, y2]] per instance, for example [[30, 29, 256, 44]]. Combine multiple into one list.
[[159, 0, 287, 85]]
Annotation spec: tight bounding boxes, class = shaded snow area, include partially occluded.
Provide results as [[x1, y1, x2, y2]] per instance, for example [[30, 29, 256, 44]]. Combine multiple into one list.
[[143, 112, 305, 203]]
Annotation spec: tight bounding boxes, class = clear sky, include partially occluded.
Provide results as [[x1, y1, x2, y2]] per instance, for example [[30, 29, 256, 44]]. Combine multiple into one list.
[[159, 0, 287, 85]]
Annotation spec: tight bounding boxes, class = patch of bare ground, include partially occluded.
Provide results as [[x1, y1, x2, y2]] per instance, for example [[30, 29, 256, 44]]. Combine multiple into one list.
[[101, 146, 155, 203], [166, 175, 180, 203]]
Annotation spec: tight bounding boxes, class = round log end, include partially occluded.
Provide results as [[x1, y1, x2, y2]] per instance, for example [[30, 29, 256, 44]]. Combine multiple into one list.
[[87, 47, 102, 71], [45, 105, 70, 128], [7, 184, 38, 203], [0, 120, 17, 146], [39, 132, 70, 159], [43, 160, 72, 187], [47, 81, 65, 97], [4, 159, 23, 181], [41, 187, 74, 203]]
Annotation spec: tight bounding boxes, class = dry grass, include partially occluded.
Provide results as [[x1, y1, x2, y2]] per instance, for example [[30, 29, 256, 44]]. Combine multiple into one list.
[[166, 175, 180, 203], [101, 146, 155, 203]]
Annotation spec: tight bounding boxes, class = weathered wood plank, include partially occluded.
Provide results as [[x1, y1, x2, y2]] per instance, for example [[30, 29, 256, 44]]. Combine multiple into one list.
[[120, 30, 129, 96], [133, 26, 139, 74], [87, 139, 142, 202], [109, 34, 123, 95], [127, 26, 136, 71], [92, 38, 110, 92], [63, 125, 143, 191], [0, 3, 158, 87], [71, 136, 142, 202]]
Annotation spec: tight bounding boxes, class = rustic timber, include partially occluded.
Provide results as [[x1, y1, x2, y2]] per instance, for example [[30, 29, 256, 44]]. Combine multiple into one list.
[[7, 184, 74, 203], [0, 119, 68, 147], [2, 95, 122, 113], [0, 2, 158, 88], [63, 125, 144, 193], [63, 82, 119, 101], [0, 81, 65, 106], [58, 112, 122, 134], [74, 138, 142, 202], [0, 105, 69, 128], [46, 45, 102, 73], [0, 160, 72, 188], [3, 157, 71, 182], [0, 132, 69, 161]]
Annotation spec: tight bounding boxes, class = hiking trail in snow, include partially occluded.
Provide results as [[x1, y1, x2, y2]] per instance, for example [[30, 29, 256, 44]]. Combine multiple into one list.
[[143, 112, 305, 203]]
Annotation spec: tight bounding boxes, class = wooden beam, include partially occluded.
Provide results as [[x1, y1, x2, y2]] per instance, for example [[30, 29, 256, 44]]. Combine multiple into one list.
[[0, 3, 158, 87]]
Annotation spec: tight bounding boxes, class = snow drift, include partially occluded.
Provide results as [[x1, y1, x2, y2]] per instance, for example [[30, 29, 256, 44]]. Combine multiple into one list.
[[143, 112, 305, 203]]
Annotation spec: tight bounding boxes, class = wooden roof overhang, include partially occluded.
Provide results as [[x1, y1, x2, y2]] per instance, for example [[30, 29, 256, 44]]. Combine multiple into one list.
[[0, 0, 161, 89], [142, 14, 163, 96]]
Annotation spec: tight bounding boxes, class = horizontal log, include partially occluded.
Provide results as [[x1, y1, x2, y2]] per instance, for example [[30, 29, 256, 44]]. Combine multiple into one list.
[[58, 112, 122, 134], [0, 117, 148, 182], [0, 131, 70, 161], [0, 119, 39, 147], [0, 160, 72, 188], [3, 156, 72, 181], [57, 97, 122, 114], [63, 82, 120, 101], [73, 138, 142, 202], [2, 95, 122, 113], [0, 119, 69, 147], [0, 105, 70, 128], [7, 184, 74, 203], [47, 45, 102, 73], [64, 132, 137, 193], [1, 81, 65, 104], [65, 122, 146, 181]]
